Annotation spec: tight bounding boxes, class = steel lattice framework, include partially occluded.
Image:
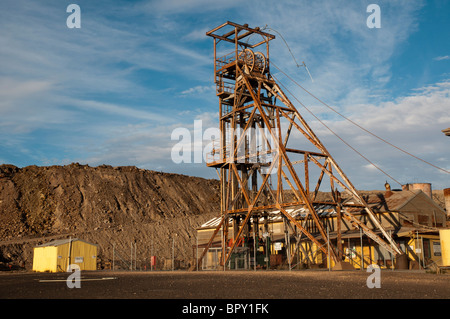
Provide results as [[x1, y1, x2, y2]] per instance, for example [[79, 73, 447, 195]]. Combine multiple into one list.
[[198, 21, 402, 269]]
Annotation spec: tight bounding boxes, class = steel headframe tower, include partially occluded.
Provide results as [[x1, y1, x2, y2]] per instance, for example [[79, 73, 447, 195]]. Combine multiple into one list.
[[199, 21, 402, 270]]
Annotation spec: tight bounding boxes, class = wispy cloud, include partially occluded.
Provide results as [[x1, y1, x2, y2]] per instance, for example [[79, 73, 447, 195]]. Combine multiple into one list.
[[181, 85, 215, 95], [0, 0, 448, 190], [244, 0, 424, 106], [301, 80, 450, 189], [65, 99, 174, 123], [141, 0, 240, 14], [434, 55, 450, 61], [0, 78, 53, 102]]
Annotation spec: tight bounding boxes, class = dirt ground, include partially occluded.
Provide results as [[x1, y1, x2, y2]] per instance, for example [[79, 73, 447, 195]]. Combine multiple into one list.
[[1, 269, 447, 317], [1, 269, 449, 299]]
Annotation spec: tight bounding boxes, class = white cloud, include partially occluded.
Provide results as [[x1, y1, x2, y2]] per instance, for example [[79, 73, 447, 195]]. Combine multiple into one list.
[[243, 0, 424, 106], [181, 85, 215, 95], [0, 78, 53, 100], [0, 0, 447, 189], [302, 80, 450, 189], [434, 55, 450, 61], [66, 99, 172, 123], [183, 28, 210, 42], [364, 163, 380, 171], [142, 0, 240, 14]]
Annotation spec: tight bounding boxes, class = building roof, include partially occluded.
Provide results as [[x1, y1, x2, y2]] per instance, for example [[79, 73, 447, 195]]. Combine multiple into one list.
[[198, 189, 445, 230], [35, 238, 98, 248], [367, 189, 445, 213], [199, 206, 340, 229]]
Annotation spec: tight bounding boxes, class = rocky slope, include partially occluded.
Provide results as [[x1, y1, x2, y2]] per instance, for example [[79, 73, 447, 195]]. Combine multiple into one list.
[[0, 164, 221, 270], [0, 163, 446, 271]]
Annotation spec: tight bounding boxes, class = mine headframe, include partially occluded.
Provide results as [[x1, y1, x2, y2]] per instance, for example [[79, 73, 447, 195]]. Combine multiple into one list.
[[198, 21, 402, 269]]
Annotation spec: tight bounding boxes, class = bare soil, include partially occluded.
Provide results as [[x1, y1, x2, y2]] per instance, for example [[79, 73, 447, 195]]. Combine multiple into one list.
[[0, 164, 221, 270], [0, 164, 447, 273]]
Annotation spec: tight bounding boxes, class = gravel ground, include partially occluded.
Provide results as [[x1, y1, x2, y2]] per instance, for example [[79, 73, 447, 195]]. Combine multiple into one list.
[[1, 270, 447, 317], [0, 269, 449, 299]]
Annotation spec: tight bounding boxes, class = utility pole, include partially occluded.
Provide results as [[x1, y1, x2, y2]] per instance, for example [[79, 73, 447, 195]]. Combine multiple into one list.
[[67, 237, 72, 271], [327, 227, 331, 271], [172, 236, 174, 271]]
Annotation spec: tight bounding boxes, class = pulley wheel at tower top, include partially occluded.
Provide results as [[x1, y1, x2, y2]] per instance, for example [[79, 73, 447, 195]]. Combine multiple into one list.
[[253, 52, 266, 74], [238, 48, 255, 72]]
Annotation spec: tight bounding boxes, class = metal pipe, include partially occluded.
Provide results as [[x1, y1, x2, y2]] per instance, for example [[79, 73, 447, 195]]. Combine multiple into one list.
[[223, 229, 226, 271], [67, 236, 72, 271], [360, 228, 364, 270], [327, 227, 330, 271], [421, 236, 424, 269], [389, 230, 393, 271], [283, 218, 291, 271], [253, 224, 256, 271], [417, 231, 421, 270], [287, 226, 291, 271]]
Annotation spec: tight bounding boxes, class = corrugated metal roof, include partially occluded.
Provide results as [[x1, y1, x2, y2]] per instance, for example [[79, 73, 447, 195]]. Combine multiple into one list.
[[199, 205, 338, 229], [200, 190, 438, 228], [35, 238, 98, 247], [200, 217, 223, 229], [198, 190, 432, 230], [367, 189, 421, 212]]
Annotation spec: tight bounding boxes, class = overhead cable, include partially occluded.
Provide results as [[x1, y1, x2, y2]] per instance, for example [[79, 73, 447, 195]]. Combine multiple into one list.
[[271, 62, 450, 175], [271, 73, 404, 186]]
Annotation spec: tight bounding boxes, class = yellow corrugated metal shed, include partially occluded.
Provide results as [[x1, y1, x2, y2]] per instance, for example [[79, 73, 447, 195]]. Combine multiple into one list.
[[440, 229, 450, 266], [32, 238, 98, 272]]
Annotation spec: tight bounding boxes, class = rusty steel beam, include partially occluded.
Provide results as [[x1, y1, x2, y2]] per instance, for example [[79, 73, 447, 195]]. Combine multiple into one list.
[[206, 21, 275, 48], [241, 73, 339, 263], [225, 21, 275, 39], [203, 22, 402, 271], [196, 216, 224, 269], [277, 204, 328, 255], [285, 148, 328, 158], [223, 153, 280, 265]]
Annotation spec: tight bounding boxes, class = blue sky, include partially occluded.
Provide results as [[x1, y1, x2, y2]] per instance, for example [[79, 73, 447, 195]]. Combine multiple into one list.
[[0, 0, 449, 190]]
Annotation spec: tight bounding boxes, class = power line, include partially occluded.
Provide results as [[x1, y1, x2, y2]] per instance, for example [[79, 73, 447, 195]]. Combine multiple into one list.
[[271, 73, 404, 186], [261, 25, 301, 68], [261, 25, 314, 82], [271, 62, 450, 175]]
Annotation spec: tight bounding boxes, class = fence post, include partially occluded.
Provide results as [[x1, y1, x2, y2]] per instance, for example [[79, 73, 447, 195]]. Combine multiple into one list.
[[360, 228, 364, 270], [172, 236, 175, 271]]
